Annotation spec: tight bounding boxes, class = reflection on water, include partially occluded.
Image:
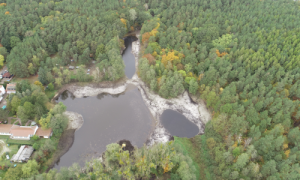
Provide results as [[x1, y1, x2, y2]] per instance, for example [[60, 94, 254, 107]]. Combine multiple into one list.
[[55, 87, 155, 169], [123, 36, 137, 79], [160, 109, 199, 138]]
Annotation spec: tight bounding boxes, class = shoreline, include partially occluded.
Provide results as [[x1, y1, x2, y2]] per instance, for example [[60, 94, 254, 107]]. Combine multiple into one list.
[[53, 31, 211, 146], [49, 30, 211, 169], [46, 129, 76, 171]]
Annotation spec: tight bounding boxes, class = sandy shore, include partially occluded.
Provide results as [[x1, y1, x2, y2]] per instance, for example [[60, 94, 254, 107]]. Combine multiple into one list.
[[64, 111, 84, 130]]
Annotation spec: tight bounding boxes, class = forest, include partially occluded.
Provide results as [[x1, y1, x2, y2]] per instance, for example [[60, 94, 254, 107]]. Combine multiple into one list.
[[0, 0, 300, 179]]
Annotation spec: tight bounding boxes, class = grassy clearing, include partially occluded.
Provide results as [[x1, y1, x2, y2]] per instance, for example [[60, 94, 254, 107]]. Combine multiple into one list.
[[45, 90, 57, 101], [174, 136, 201, 180], [0, 136, 8, 140], [11, 75, 39, 84], [0, 145, 19, 168], [6, 139, 33, 146], [174, 136, 213, 180], [0, 170, 7, 178], [10, 118, 18, 124], [45, 102, 55, 110]]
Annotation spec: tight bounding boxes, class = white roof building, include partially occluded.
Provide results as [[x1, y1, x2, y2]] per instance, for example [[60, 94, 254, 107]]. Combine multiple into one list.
[[11, 145, 34, 162]]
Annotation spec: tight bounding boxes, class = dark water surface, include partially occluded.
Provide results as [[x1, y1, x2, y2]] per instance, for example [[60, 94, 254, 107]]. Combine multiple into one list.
[[122, 36, 137, 78], [160, 109, 199, 138], [55, 86, 154, 169]]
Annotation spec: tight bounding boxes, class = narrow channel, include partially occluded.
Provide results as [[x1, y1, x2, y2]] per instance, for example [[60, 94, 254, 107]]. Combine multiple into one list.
[[54, 36, 152, 169], [122, 36, 137, 78]]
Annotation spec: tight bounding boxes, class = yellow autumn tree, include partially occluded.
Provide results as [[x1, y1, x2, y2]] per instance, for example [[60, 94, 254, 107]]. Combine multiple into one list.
[[141, 21, 160, 44], [0, 55, 4, 67], [5, 11, 9, 15], [284, 149, 290, 158], [39, 112, 52, 129], [34, 81, 44, 92], [161, 50, 184, 67], [120, 18, 127, 29]]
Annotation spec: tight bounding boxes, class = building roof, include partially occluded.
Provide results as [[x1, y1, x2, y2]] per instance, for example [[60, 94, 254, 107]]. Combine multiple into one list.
[[10, 126, 37, 137], [3, 72, 11, 78], [36, 128, 52, 137], [11, 145, 34, 162], [0, 124, 13, 133], [6, 84, 16, 88]]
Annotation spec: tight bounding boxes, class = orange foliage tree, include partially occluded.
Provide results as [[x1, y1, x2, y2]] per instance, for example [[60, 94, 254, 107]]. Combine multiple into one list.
[[141, 22, 160, 44], [5, 11, 9, 15], [142, 32, 151, 44], [216, 49, 228, 57], [143, 54, 156, 65], [0, 3, 6, 6]]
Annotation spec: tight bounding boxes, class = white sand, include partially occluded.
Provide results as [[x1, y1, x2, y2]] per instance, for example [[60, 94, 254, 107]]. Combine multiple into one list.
[[64, 111, 84, 130]]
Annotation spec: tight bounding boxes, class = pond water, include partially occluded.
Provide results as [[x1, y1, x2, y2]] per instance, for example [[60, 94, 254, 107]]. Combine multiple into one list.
[[54, 35, 200, 169], [160, 109, 199, 138], [55, 85, 155, 169], [122, 36, 137, 78]]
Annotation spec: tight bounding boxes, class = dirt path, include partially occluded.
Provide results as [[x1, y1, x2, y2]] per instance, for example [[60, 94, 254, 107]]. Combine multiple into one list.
[[7, 117, 21, 125], [25, 120, 33, 126], [0, 140, 10, 156]]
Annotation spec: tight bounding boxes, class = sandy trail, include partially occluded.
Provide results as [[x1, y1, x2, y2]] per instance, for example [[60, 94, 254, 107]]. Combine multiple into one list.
[[0, 140, 10, 156]]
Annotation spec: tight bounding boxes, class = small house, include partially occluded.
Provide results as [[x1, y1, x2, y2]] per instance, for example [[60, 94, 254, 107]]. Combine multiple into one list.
[[11, 145, 34, 163], [2, 72, 11, 78], [69, 66, 75, 70], [6, 84, 16, 94], [35, 128, 52, 138]]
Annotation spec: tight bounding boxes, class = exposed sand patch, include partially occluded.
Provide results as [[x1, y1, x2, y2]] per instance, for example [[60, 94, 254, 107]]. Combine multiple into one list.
[[64, 111, 84, 130], [72, 84, 127, 98]]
